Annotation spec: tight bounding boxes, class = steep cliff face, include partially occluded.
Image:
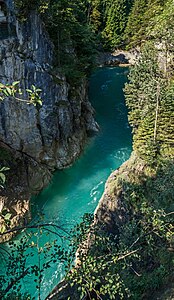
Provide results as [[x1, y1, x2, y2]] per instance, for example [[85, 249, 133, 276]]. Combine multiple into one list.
[[0, 4, 98, 175], [0, 0, 98, 241], [93, 153, 144, 232]]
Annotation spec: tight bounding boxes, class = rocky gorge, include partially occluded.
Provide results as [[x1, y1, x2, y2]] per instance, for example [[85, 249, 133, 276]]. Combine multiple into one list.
[[0, 1, 173, 299], [0, 0, 99, 241]]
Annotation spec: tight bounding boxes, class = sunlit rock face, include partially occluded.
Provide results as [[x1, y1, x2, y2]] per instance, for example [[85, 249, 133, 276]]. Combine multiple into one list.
[[0, 1, 98, 239], [0, 1, 99, 174]]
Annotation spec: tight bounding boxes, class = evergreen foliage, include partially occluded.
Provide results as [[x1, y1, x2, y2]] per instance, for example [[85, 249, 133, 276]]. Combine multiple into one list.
[[125, 42, 174, 163], [14, 0, 174, 52], [101, 0, 134, 49], [124, 0, 148, 47], [14, 0, 99, 84], [124, 0, 166, 48], [88, 0, 103, 32]]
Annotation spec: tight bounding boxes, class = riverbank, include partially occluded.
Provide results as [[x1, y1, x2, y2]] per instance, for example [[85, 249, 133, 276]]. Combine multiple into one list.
[[97, 49, 140, 67], [0, 67, 132, 298], [47, 151, 174, 299]]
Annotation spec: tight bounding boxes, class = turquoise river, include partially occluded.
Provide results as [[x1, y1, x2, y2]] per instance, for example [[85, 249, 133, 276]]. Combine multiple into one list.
[[2, 67, 132, 299]]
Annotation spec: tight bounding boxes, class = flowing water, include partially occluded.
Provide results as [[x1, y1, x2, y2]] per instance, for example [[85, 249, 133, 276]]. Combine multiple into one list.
[[2, 67, 132, 299]]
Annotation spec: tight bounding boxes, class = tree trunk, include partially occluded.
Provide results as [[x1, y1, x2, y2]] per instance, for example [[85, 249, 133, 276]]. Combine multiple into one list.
[[154, 83, 160, 143]]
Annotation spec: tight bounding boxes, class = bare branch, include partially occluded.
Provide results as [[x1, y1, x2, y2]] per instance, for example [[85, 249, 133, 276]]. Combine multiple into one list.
[[0, 223, 70, 237], [3, 267, 30, 296]]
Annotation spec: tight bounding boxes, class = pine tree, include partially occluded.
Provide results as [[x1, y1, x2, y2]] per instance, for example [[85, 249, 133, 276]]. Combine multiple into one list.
[[124, 0, 148, 47], [101, 0, 134, 49], [125, 42, 174, 163], [87, 0, 102, 32], [125, 0, 165, 48]]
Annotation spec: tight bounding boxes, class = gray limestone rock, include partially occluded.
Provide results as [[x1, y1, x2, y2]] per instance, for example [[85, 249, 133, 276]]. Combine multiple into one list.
[[0, 1, 99, 239], [0, 2, 99, 175]]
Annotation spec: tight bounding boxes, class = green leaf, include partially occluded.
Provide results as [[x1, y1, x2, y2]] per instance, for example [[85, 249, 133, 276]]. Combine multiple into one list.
[[0, 172, 6, 184], [6, 87, 12, 96], [4, 213, 12, 220], [0, 224, 6, 233], [0, 167, 10, 172], [12, 81, 20, 86], [3, 89, 9, 97], [26, 89, 32, 93]]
